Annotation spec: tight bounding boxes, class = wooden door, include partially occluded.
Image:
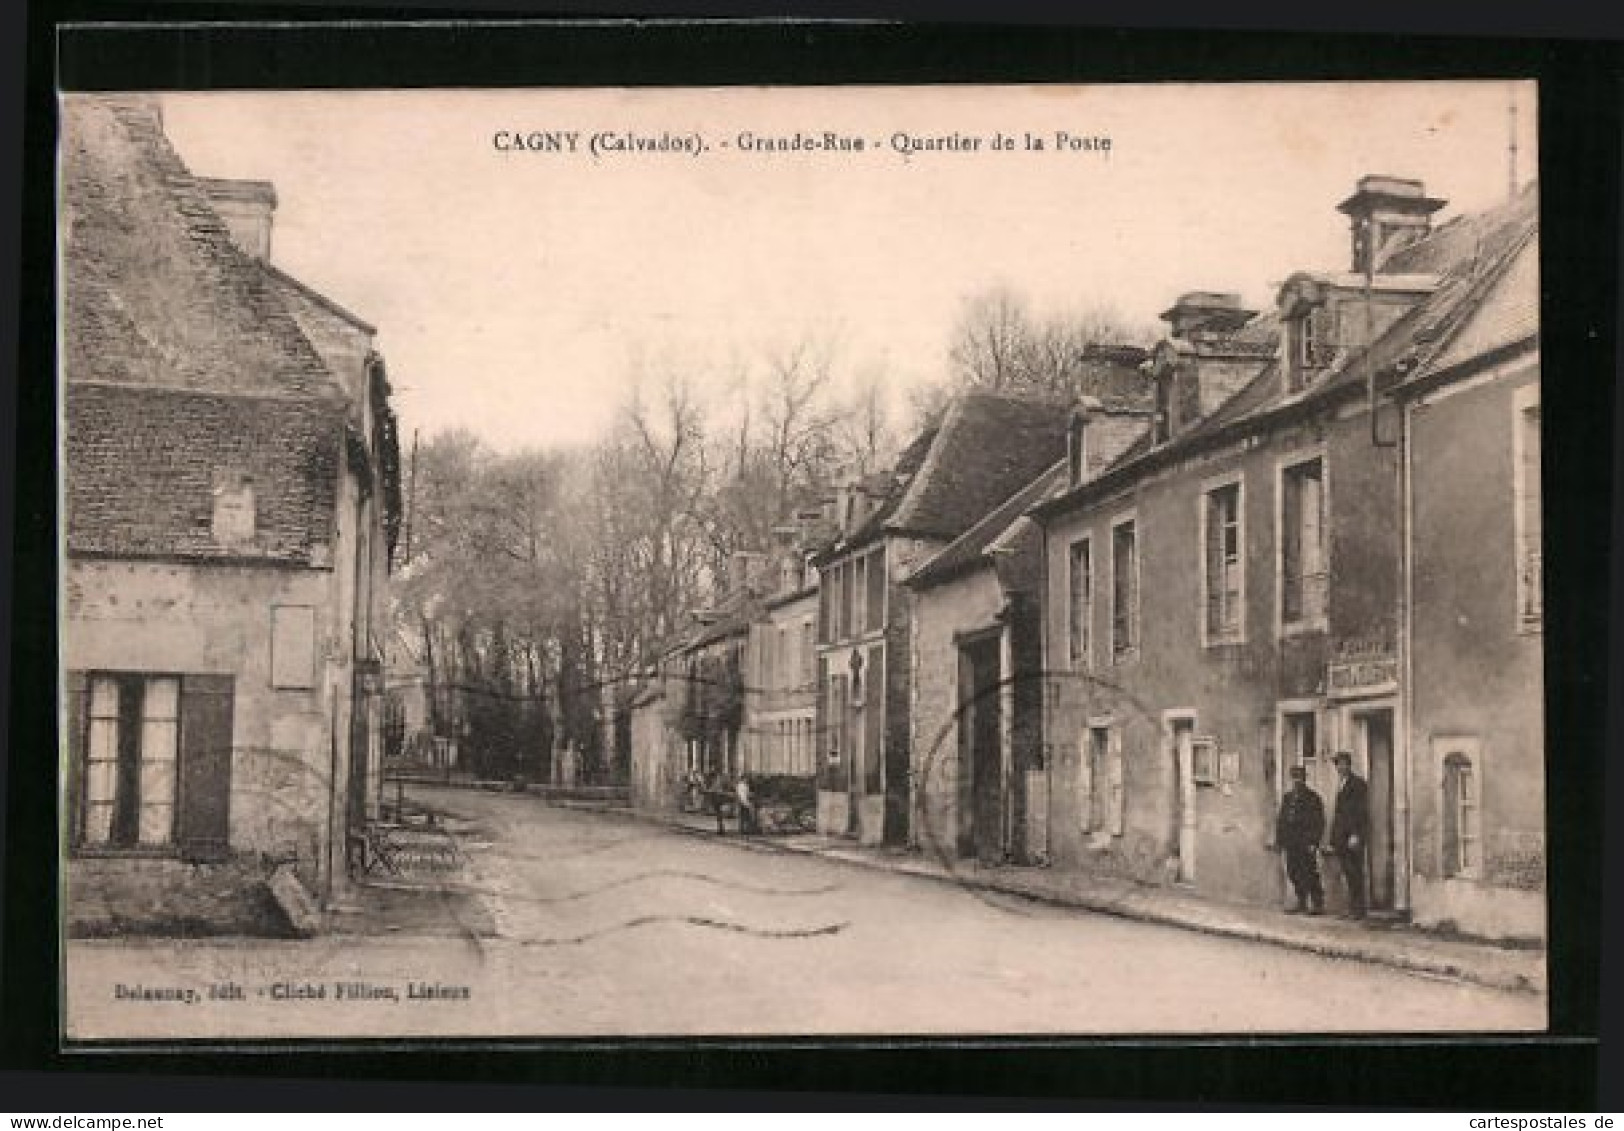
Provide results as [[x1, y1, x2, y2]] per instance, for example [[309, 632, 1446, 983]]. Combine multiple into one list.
[[1358, 708, 1397, 911]]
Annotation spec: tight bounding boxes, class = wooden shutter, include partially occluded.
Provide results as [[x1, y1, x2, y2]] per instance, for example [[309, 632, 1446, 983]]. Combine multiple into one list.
[[177, 675, 235, 862], [1108, 728, 1126, 836], [864, 643, 885, 795], [866, 550, 886, 633], [1282, 470, 1303, 621], [1205, 493, 1224, 636], [65, 671, 88, 848], [1078, 730, 1095, 833]]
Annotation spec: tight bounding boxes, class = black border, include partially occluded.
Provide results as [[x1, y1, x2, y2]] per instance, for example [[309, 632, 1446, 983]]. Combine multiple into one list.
[[6, 5, 1622, 1110]]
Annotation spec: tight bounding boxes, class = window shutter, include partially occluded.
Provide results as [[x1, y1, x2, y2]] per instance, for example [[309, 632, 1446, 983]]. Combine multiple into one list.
[[1108, 728, 1126, 836], [177, 675, 235, 862], [65, 671, 88, 848], [863, 643, 885, 795], [1078, 731, 1094, 833], [866, 551, 886, 633], [1205, 495, 1223, 634]]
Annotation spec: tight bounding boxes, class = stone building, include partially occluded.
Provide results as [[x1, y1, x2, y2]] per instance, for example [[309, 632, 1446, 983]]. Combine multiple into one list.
[[1029, 176, 1542, 933], [60, 95, 399, 923], [811, 391, 1073, 846], [1392, 184, 1542, 940], [741, 528, 820, 782], [904, 349, 1154, 866]]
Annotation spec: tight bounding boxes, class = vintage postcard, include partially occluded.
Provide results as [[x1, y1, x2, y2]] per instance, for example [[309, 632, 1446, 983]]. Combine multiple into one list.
[[59, 76, 1549, 1042]]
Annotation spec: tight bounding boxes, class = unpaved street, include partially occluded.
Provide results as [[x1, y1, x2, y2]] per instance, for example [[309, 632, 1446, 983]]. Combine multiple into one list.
[[65, 786, 1545, 1039]]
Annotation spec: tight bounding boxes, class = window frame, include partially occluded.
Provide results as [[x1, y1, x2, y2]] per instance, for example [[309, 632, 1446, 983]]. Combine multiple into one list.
[[1199, 471, 1247, 647], [1109, 511, 1141, 664], [1433, 734, 1484, 881], [75, 671, 186, 855], [1276, 449, 1331, 638], [1066, 533, 1094, 671]]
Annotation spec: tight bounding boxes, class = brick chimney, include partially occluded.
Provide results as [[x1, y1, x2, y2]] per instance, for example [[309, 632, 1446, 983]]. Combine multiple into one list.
[[199, 177, 278, 261], [1159, 292, 1256, 341], [1337, 175, 1446, 275]]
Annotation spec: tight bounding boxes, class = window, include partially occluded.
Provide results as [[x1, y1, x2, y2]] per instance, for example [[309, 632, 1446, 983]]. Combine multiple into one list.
[[1514, 390, 1542, 630], [834, 563, 850, 641], [1203, 481, 1244, 643], [1082, 726, 1108, 833], [866, 549, 886, 632], [818, 574, 832, 644], [1441, 749, 1481, 879], [1289, 304, 1337, 392], [69, 672, 234, 858], [1280, 458, 1328, 630], [1068, 413, 1088, 484], [852, 555, 868, 637], [1282, 710, 1318, 783], [1067, 537, 1093, 669], [801, 620, 815, 689], [1111, 518, 1139, 661]]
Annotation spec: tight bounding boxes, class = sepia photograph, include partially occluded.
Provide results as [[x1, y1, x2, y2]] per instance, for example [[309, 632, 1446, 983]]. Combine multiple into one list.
[[57, 76, 1549, 1042]]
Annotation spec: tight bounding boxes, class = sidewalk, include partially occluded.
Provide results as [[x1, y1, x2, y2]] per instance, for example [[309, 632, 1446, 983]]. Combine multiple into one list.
[[606, 801, 1545, 997]]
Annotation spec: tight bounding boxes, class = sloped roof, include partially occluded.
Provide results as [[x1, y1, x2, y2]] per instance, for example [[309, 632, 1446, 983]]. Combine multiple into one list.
[[884, 391, 1071, 540], [61, 94, 349, 564], [60, 95, 342, 401], [1036, 182, 1539, 522], [908, 458, 1068, 590], [66, 383, 341, 563]]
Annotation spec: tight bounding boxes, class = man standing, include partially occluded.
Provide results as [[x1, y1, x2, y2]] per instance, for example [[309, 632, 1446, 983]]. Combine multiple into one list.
[[1273, 765, 1325, 914], [1329, 751, 1371, 920]]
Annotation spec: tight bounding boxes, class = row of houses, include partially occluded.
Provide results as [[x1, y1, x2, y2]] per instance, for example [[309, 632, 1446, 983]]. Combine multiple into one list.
[[632, 173, 1543, 942], [61, 95, 400, 922]]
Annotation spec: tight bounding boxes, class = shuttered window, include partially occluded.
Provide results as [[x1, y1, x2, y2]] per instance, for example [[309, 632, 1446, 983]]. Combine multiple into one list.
[[1281, 458, 1327, 629], [866, 549, 886, 633], [863, 644, 885, 795], [69, 672, 233, 858], [1204, 481, 1243, 642], [1068, 537, 1092, 669], [1111, 519, 1139, 660], [1441, 751, 1481, 879]]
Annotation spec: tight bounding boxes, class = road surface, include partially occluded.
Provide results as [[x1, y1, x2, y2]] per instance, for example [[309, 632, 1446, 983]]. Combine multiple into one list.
[[65, 785, 1545, 1039]]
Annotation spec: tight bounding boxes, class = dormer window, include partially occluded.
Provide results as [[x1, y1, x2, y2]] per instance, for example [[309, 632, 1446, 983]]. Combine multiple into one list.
[[1067, 400, 1099, 485], [1288, 303, 1337, 393]]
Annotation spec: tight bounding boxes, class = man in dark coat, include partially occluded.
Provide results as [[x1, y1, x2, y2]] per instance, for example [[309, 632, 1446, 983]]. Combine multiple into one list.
[[1273, 765, 1325, 914], [1329, 750, 1371, 919]]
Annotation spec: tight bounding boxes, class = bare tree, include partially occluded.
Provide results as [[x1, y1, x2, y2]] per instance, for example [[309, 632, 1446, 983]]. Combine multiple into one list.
[[946, 284, 1154, 402]]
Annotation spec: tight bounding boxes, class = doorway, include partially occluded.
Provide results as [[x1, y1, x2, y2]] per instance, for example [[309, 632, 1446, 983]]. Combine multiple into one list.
[[957, 634, 1004, 863], [1167, 712, 1197, 883], [1352, 706, 1397, 912]]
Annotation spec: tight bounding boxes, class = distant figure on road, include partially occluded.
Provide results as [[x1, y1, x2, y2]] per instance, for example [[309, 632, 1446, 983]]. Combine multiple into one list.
[[1328, 751, 1371, 920], [734, 775, 759, 836], [1273, 765, 1325, 915]]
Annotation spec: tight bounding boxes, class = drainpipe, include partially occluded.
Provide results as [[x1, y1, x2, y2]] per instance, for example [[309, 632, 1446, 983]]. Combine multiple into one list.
[[1397, 392, 1416, 914]]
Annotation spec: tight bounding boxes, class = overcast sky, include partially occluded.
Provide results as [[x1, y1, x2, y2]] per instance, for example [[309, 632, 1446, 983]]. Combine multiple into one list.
[[159, 81, 1536, 452]]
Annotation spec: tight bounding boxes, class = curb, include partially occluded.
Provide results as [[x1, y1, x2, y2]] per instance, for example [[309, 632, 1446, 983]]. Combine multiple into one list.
[[635, 809, 1543, 997]]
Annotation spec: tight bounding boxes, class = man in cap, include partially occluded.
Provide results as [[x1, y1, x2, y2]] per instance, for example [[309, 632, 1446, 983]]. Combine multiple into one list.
[[1273, 764, 1325, 914], [1328, 750, 1371, 919]]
